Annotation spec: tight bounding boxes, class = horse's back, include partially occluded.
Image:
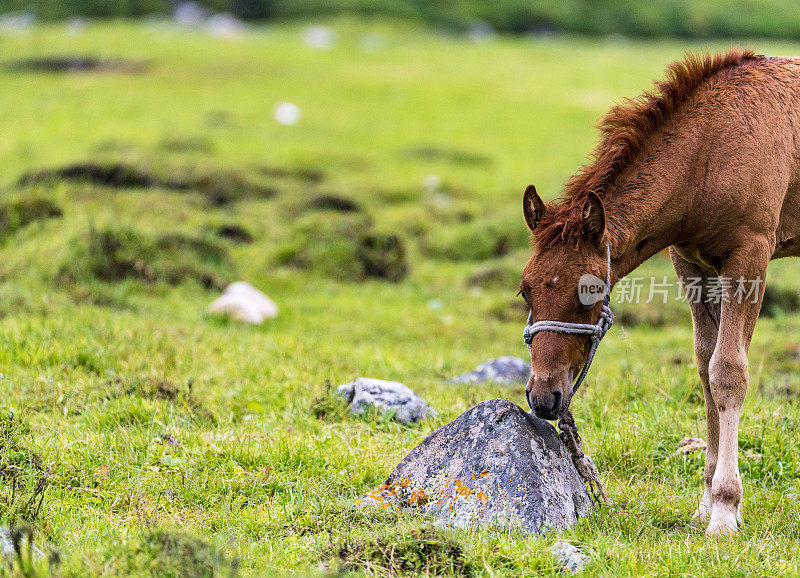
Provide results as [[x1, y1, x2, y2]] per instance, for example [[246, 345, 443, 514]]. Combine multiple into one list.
[[686, 56, 800, 251]]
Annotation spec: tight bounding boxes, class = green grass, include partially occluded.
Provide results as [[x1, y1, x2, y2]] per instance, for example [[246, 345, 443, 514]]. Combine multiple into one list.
[[1, 19, 800, 576]]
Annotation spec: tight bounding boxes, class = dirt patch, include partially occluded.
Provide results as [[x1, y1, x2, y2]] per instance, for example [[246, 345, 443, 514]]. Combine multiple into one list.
[[58, 226, 232, 290], [423, 215, 529, 261], [760, 374, 800, 401], [18, 162, 277, 205], [467, 264, 519, 289], [488, 298, 528, 322], [123, 377, 182, 401], [375, 188, 420, 205], [205, 110, 234, 128], [259, 165, 325, 184], [0, 287, 46, 319], [19, 163, 155, 189], [158, 136, 215, 154], [615, 309, 674, 328], [275, 214, 408, 282], [333, 527, 474, 576], [0, 198, 62, 240], [357, 234, 407, 281], [156, 233, 228, 264], [66, 285, 136, 311], [107, 376, 216, 423], [211, 223, 254, 244], [611, 299, 690, 328], [164, 168, 277, 205], [404, 146, 492, 167], [308, 194, 361, 213], [5, 56, 149, 74], [91, 139, 138, 154]]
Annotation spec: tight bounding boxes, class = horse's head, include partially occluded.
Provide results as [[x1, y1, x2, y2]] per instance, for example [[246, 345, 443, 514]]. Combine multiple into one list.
[[519, 185, 608, 419]]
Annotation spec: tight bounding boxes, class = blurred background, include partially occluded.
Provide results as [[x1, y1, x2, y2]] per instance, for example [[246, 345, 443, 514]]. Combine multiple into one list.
[[3, 2, 800, 574], [7, 0, 800, 38], [2, 0, 800, 330]]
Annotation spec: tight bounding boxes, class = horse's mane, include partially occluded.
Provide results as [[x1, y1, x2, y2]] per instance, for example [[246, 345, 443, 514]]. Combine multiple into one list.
[[535, 48, 765, 248]]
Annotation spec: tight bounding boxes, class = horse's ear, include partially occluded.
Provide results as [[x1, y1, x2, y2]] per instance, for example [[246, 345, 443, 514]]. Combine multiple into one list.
[[582, 192, 606, 244], [523, 185, 546, 232]]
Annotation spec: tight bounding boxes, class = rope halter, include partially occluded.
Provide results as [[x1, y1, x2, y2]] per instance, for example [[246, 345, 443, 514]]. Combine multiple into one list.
[[523, 245, 614, 397]]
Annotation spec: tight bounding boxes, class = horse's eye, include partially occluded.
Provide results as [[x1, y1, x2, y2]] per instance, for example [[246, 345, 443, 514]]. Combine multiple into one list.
[[517, 289, 528, 304]]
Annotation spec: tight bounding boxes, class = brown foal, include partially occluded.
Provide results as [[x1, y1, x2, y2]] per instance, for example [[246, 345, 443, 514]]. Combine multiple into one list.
[[519, 49, 800, 535]]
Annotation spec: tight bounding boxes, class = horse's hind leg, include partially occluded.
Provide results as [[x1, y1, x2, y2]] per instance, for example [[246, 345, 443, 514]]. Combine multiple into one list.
[[670, 248, 721, 525], [705, 238, 771, 535]]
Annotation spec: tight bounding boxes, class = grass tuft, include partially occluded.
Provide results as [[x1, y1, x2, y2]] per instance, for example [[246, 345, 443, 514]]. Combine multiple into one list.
[[276, 213, 409, 282], [0, 198, 62, 242], [0, 413, 48, 525], [58, 226, 232, 290], [112, 528, 235, 578], [18, 162, 278, 205], [333, 527, 475, 577]]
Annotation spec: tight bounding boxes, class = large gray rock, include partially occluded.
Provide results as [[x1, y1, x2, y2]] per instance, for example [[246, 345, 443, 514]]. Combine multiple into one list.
[[359, 399, 592, 533], [337, 378, 435, 424], [449, 357, 531, 385]]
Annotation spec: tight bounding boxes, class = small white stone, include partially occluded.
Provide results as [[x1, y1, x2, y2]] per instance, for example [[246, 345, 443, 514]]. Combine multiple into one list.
[[65, 17, 88, 36], [302, 25, 337, 50], [206, 13, 244, 39], [0, 12, 34, 34], [676, 436, 707, 455], [550, 540, 590, 573], [273, 102, 302, 126], [467, 20, 496, 44], [423, 174, 441, 193], [173, 2, 206, 27], [208, 281, 278, 324]]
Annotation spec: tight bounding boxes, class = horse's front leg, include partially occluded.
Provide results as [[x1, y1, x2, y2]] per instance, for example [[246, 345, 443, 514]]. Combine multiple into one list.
[[670, 248, 720, 525], [706, 239, 770, 535]]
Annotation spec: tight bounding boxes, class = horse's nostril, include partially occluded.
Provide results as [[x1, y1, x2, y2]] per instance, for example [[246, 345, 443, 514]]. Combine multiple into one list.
[[525, 389, 535, 412], [552, 390, 563, 413]]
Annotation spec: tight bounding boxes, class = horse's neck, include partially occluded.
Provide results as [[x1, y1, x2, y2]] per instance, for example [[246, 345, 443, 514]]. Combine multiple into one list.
[[604, 160, 688, 282]]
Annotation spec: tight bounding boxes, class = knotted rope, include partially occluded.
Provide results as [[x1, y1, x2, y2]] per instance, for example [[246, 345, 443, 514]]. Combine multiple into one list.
[[523, 245, 614, 506], [558, 410, 608, 506]]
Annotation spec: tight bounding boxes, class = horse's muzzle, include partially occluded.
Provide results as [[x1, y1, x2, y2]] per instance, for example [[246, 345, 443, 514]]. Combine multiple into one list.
[[527, 388, 562, 420]]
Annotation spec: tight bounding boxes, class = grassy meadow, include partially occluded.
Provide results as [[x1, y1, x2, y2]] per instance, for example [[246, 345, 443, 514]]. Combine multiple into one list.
[[1, 19, 800, 576]]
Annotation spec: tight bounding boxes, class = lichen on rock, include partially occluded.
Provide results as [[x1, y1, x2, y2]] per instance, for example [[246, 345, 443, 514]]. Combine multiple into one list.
[[359, 399, 593, 534]]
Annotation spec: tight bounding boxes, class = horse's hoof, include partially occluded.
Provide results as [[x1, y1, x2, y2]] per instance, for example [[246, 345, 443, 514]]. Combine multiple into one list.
[[706, 514, 738, 536]]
